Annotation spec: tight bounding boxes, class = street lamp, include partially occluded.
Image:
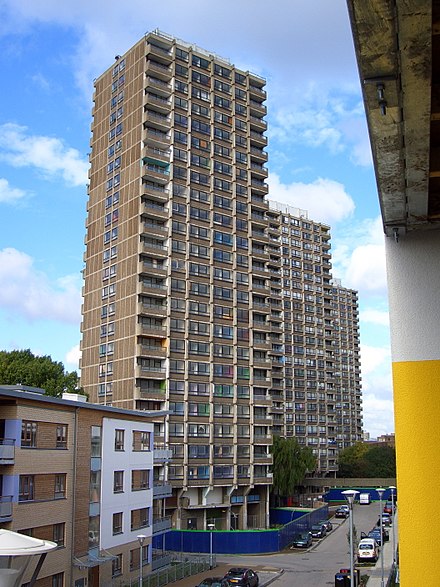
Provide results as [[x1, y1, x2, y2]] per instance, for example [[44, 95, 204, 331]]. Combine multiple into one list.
[[342, 490, 359, 587], [207, 522, 215, 569], [137, 534, 147, 587], [376, 488, 385, 587], [388, 486, 396, 564]]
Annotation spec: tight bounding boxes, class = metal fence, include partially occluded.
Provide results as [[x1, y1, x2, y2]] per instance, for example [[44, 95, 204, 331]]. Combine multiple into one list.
[[108, 554, 214, 587]]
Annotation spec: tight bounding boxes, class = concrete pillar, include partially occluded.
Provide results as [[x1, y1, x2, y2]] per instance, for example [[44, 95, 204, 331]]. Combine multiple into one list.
[[386, 229, 440, 586]]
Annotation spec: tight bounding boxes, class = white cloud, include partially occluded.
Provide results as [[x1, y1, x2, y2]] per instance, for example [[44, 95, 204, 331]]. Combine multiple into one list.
[[362, 394, 395, 438], [0, 177, 27, 204], [0, 123, 88, 187], [268, 173, 355, 225], [65, 344, 81, 371], [332, 216, 388, 297], [0, 247, 81, 323], [361, 344, 391, 376], [360, 308, 389, 327]]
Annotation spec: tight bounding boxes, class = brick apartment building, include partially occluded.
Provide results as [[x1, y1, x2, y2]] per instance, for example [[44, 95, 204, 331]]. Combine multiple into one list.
[[0, 385, 170, 587]]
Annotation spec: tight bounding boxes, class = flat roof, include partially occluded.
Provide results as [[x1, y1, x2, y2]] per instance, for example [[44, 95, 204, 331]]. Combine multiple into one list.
[[0, 385, 169, 418]]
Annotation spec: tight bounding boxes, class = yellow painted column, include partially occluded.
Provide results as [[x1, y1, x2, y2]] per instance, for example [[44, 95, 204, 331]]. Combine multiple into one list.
[[386, 230, 440, 587]]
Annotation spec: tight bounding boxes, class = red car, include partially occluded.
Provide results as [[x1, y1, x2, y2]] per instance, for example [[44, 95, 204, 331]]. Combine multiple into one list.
[[383, 501, 394, 514]]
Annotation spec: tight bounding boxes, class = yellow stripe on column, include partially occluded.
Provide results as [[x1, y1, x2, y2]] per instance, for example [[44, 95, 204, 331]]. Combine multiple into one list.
[[392, 359, 440, 587]]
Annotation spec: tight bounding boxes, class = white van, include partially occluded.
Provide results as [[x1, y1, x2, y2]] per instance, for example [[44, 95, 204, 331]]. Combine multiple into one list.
[[359, 492, 371, 505]]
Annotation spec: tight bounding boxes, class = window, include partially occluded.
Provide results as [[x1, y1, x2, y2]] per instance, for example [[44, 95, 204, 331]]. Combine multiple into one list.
[[19, 475, 34, 501], [113, 512, 123, 535], [55, 474, 66, 499], [191, 136, 210, 151], [132, 430, 151, 451], [114, 429, 125, 451], [113, 471, 124, 493], [21, 421, 37, 448], [213, 231, 233, 246], [112, 554, 123, 577], [131, 507, 149, 530], [53, 523, 65, 547], [132, 469, 150, 491], [52, 573, 64, 587]]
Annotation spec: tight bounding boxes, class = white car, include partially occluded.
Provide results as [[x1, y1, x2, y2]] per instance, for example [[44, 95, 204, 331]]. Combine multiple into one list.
[[357, 538, 379, 562]]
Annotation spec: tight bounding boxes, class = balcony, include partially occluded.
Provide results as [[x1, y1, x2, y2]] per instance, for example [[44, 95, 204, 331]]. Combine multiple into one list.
[[141, 240, 168, 257], [141, 222, 168, 239], [144, 127, 171, 148], [0, 439, 15, 464], [145, 76, 172, 98], [143, 201, 169, 220], [139, 280, 167, 297], [0, 495, 12, 522], [144, 110, 171, 132], [139, 260, 167, 277], [136, 322, 167, 337], [154, 446, 172, 463], [136, 364, 167, 380], [250, 131, 268, 147], [250, 116, 267, 132], [153, 482, 173, 499], [139, 302, 167, 317], [143, 145, 171, 166], [146, 42, 173, 64], [142, 162, 170, 185], [146, 59, 172, 81], [249, 100, 267, 116], [144, 92, 171, 114], [152, 516, 172, 534], [138, 343, 167, 358]]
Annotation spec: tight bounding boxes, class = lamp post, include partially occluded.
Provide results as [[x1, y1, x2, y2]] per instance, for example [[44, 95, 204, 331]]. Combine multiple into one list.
[[207, 522, 215, 569], [137, 534, 147, 587], [342, 490, 359, 587], [389, 485, 396, 564], [376, 488, 385, 587]]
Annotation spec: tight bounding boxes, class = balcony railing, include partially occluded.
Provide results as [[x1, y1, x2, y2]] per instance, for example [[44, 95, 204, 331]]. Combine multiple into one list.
[[153, 482, 173, 499], [0, 438, 15, 464], [0, 495, 13, 521], [153, 516, 172, 534]]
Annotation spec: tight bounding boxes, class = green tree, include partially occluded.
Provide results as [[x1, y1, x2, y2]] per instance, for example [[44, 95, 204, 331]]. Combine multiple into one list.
[[0, 349, 79, 397], [337, 442, 396, 477], [271, 436, 316, 504]]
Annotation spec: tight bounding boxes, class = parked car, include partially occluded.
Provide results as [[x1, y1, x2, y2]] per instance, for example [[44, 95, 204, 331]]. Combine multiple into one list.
[[291, 531, 313, 549], [197, 579, 230, 587], [310, 524, 327, 539], [366, 526, 389, 547], [223, 569, 259, 587], [318, 519, 333, 532], [357, 538, 379, 562], [335, 505, 350, 518], [383, 501, 394, 514], [377, 512, 392, 527]]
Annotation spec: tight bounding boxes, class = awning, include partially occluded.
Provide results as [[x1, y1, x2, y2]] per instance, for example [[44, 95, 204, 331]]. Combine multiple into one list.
[[73, 550, 117, 569]]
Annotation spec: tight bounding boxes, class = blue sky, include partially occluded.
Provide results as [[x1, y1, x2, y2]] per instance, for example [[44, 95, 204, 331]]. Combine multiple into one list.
[[0, 0, 393, 438]]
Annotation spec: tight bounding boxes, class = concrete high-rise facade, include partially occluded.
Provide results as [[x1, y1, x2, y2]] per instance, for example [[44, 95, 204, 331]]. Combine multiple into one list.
[[81, 30, 362, 530]]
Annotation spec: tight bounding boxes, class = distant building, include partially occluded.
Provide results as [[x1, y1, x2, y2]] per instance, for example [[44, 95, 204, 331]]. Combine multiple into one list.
[[377, 433, 395, 446], [80, 29, 363, 530], [0, 385, 170, 587]]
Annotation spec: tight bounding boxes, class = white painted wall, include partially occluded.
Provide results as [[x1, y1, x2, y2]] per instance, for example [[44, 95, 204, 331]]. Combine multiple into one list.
[[100, 418, 154, 550]]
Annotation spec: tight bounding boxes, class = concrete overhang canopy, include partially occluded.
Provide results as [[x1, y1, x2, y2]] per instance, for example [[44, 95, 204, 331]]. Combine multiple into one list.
[[347, 0, 440, 237], [0, 529, 57, 555]]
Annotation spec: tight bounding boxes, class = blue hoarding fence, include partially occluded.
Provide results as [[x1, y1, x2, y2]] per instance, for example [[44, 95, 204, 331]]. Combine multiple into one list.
[[160, 505, 329, 555]]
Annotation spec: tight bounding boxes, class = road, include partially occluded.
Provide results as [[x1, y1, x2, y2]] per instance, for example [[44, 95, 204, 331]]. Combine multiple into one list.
[[217, 503, 385, 587]]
